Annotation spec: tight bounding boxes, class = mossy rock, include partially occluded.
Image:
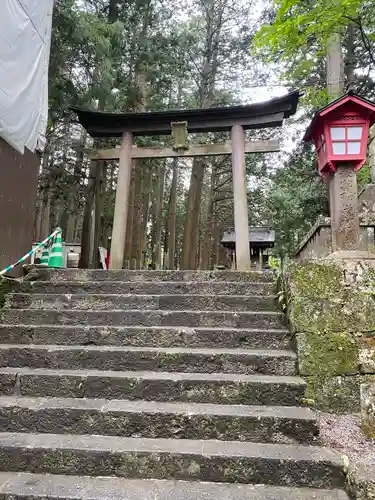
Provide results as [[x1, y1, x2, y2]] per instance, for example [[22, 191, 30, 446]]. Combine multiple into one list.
[[0, 277, 18, 309], [289, 292, 375, 334], [360, 381, 375, 439], [285, 262, 344, 300], [285, 260, 375, 413], [297, 331, 359, 377], [305, 374, 360, 413], [360, 375, 375, 439], [346, 461, 375, 500], [358, 336, 375, 374]]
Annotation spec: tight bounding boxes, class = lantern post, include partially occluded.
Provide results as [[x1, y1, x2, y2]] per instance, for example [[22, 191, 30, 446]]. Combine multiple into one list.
[[304, 92, 375, 253]]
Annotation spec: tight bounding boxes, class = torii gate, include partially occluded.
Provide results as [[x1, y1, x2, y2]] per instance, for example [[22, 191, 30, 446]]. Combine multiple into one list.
[[73, 91, 299, 270]]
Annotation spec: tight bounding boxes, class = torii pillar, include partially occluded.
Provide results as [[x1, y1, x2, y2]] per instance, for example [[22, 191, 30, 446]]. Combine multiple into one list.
[[109, 131, 133, 270], [231, 124, 251, 270]]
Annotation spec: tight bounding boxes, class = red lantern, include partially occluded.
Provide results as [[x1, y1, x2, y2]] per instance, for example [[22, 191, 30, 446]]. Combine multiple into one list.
[[304, 91, 375, 175]]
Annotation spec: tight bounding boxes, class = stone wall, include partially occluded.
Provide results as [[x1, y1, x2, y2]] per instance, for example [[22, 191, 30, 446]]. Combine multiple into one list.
[[284, 260, 375, 433], [295, 218, 375, 260], [295, 185, 375, 260], [346, 462, 375, 500]]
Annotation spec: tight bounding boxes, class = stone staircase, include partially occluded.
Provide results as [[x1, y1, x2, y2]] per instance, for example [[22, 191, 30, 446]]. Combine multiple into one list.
[[0, 268, 349, 499]]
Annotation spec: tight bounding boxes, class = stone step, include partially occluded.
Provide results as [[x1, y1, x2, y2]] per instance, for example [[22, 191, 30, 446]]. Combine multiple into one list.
[[0, 472, 350, 499], [5, 294, 278, 312], [24, 268, 274, 283], [0, 396, 318, 444], [1, 310, 285, 329], [0, 345, 297, 376], [18, 280, 276, 296], [0, 433, 344, 488], [0, 367, 306, 405], [0, 325, 291, 349]]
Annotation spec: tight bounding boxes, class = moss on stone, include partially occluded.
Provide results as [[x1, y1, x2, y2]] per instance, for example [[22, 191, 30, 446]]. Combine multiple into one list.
[[0, 277, 18, 309], [346, 461, 375, 500], [159, 353, 181, 366], [297, 331, 359, 377], [305, 375, 360, 413], [360, 377, 375, 438], [359, 345, 375, 374], [284, 260, 375, 412], [361, 422, 375, 439], [286, 262, 344, 300], [289, 292, 375, 334]]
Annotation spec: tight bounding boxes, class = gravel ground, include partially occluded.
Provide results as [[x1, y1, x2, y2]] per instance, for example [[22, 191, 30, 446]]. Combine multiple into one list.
[[316, 411, 375, 465]]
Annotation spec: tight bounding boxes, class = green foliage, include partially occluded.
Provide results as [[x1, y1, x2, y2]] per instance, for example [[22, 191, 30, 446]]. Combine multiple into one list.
[[357, 164, 371, 190], [253, 0, 375, 107], [255, 0, 360, 56], [266, 144, 327, 258]]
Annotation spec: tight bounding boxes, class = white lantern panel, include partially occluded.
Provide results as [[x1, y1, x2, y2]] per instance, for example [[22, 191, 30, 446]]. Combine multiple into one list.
[[332, 142, 346, 154], [347, 141, 361, 154], [347, 126, 363, 140], [330, 127, 345, 140]]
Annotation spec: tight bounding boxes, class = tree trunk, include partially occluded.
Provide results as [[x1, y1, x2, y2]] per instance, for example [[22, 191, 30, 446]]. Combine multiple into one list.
[[74, 211, 83, 243], [66, 130, 87, 242], [120, 0, 151, 267], [326, 8, 344, 99], [345, 23, 356, 90], [52, 194, 63, 231], [124, 163, 135, 267], [130, 167, 144, 269], [326, 11, 347, 219], [89, 206, 96, 267], [79, 160, 96, 268], [41, 190, 52, 239], [108, 0, 119, 22], [34, 196, 43, 243], [211, 217, 221, 268], [66, 202, 77, 243], [180, 0, 224, 269], [201, 168, 215, 270], [93, 160, 104, 268], [35, 148, 51, 241], [181, 159, 205, 269], [79, 0, 121, 268], [139, 165, 152, 268], [151, 162, 165, 269], [167, 159, 178, 270]]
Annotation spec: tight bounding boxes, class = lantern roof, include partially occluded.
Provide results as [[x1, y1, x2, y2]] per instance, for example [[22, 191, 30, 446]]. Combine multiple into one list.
[[303, 91, 375, 142]]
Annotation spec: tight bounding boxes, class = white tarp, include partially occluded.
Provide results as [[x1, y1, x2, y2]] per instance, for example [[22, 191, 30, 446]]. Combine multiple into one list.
[[0, 0, 54, 154]]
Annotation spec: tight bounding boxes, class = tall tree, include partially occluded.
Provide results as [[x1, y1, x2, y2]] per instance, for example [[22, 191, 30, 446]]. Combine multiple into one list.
[[181, 0, 257, 269]]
